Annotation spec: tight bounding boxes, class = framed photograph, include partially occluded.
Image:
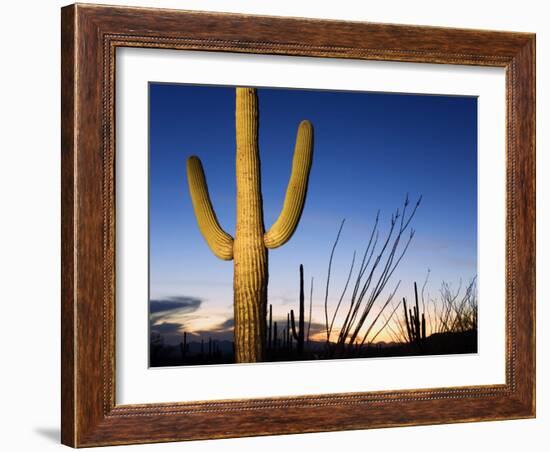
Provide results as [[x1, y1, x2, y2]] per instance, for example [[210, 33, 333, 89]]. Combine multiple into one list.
[[61, 3, 535, 447]]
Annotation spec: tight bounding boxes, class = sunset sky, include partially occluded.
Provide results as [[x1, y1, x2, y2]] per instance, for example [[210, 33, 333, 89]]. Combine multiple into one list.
[[149, 84, 477, 346]]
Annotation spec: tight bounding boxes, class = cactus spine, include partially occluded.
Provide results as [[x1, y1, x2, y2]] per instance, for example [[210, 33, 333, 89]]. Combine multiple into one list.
[[186, 87, 314, 362], [290, 264, 306, 354]]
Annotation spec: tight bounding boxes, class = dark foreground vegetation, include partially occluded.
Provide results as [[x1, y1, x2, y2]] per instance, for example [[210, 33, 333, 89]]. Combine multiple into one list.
[[150, 329, 477, 367]]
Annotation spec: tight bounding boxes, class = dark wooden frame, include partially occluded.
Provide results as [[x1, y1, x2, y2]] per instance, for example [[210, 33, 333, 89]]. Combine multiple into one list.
[[61, 3, 536, 447]]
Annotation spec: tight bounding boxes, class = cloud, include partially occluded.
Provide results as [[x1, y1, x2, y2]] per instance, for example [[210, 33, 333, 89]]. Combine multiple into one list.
[[189, 317, 235, 341], [192, 329, 233, 342], [306, 321, 327, 336], [150, 296, 202, 314], [274, 295, 295, 305], [217, 318, 234, 330], [149, 296, 204, 338], [306, 321, 334, 342]]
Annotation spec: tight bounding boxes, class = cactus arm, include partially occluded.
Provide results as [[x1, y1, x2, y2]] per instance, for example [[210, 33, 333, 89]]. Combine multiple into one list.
[[290, 309, 299, 341], [186, 156, 234, 260], [264, 120, 314, 249]]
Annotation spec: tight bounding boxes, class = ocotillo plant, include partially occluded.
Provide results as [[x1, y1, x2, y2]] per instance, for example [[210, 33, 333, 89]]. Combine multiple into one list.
[[403, 282, 426, 349], [290, 264, 306, 354], [432, 278, 478, 334], [186, 87, 314, 362], [323, 194, 421, 355]]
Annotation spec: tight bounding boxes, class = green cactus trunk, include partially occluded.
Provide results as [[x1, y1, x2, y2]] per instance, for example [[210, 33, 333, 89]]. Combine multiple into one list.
[[186, 87, 313, 363], [232, 88, 269, 362]]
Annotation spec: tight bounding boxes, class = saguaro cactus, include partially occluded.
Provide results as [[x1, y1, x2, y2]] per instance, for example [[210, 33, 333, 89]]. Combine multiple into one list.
[[267, 304, 273, 351], [186, 87, 314, 363], [179, 331, 188, 362], [403, 282, 426, 350], [290, 264, 306, 354]]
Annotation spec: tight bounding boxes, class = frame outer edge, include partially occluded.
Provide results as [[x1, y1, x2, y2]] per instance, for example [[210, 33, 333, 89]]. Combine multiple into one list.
[[60, 3, 536, 446], [516, 35, 536, 416], [531, 34, 536, 417], [61, 3, 77, 448]]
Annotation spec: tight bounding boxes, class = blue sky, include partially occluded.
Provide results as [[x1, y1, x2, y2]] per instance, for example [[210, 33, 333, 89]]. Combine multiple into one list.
[[149, 83, 477, 344]]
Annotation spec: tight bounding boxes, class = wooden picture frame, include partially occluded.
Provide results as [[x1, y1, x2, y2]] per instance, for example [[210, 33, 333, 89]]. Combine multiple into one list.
[[61, 3, 535, 447]]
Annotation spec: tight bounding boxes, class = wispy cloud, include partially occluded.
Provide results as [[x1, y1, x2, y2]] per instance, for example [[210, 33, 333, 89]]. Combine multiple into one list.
[[271, 294, 295, 305], [149, 295, 203, 325], [190, 317, 235, 342], [150, 296, 202, 314], [216, 318, 234, 331]]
